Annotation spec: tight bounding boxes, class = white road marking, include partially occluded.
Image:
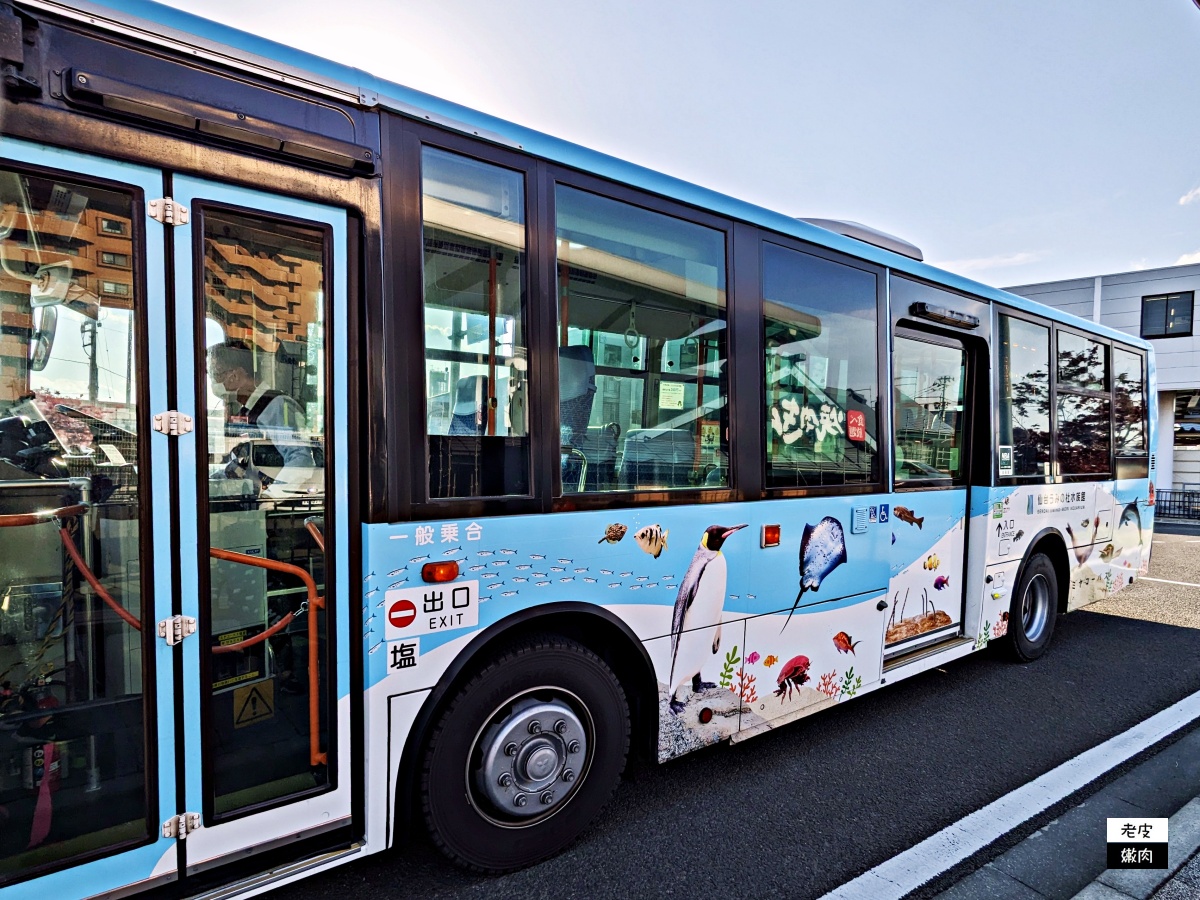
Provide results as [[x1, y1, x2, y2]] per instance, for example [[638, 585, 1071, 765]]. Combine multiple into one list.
[[1140, 576, 1200, 588], [818, 688, 1200, 900]]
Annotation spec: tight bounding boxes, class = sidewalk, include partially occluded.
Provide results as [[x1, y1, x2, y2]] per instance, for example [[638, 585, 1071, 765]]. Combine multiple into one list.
[[932, 710, 1200, 900]]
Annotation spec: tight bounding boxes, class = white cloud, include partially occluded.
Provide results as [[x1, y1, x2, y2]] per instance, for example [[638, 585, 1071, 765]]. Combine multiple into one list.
[[926, 251, 1042, 275], [1180, 187, 1200, 206], [1175, 250, 1200, 265]]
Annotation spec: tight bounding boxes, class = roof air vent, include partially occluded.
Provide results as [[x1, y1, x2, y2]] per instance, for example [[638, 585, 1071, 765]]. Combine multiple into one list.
[[798, 218, 923, 262]]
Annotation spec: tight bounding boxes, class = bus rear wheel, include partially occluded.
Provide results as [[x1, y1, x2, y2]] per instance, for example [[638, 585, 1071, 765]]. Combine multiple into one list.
[[420, 635, 629, 872], [1006, 552, 1058, 662]]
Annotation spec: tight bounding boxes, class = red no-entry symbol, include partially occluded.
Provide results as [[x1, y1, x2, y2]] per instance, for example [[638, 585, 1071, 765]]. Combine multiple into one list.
[[388, 599, 417, 630]]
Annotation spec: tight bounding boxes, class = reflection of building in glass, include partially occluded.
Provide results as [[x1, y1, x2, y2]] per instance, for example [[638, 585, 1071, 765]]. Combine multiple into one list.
[[1006, 265, 1194, 487]]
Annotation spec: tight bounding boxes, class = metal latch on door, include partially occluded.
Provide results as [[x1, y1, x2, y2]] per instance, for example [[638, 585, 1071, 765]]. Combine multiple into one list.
[[158, 615, 196, 647], [153, 410, 193, 436], [162, 812, 200, 840], [148, 197, 189, 226]]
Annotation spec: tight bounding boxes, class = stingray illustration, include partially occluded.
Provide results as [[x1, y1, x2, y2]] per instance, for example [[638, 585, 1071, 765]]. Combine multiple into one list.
[[781, 516, 847, 631]]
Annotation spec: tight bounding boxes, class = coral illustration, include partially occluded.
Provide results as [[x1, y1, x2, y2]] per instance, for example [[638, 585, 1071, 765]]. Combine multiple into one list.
[[992, 616, 1008, 639], [730, 667, 758, 703], [839, 667, 862, 699], [718, 645, 741, 689], [763, 654, 779, 668], [816, 670, 840, 698]]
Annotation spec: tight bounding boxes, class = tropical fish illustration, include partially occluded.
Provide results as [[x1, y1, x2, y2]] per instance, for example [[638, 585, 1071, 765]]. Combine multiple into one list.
[[598, 523, 629, 544], [894, 507, 924, 529], [1118, 500, 1144, 545], [923, 554, 940, 571], [832, 631, 860, 655], [667, 524, 747, 715], [746, 651, 761, 665], [763, 655, 779, 668], [934, 575, 950, 591], [782, 516, 848, 631], [1099, 543, 1116, 561], [635, 525, 669, 559], [1080, 519, 1090, 529], [774, 655, 811, 701]]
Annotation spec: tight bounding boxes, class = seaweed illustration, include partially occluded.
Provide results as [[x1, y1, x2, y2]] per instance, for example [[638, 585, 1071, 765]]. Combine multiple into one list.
[[816, 670, 840, 698], [718, 644, 741, 689], [839, 667, 862, 699], [975, 621, 991, 650], [730, 667, 758, 703]]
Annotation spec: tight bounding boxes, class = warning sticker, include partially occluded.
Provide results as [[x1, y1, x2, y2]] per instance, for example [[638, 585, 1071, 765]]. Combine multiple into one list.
[[233, 680, 275, 728]]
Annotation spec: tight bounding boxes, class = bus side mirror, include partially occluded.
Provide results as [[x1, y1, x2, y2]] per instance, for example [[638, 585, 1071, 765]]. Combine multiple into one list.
[[29, 304, 57, 372]]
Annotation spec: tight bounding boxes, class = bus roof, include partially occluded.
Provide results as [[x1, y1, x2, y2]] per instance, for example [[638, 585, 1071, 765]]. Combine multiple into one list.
[[32, 0, 1151, 352]]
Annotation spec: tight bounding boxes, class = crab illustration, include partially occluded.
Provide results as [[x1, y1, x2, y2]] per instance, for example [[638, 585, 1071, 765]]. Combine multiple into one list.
[[774, 655, 811, 702]]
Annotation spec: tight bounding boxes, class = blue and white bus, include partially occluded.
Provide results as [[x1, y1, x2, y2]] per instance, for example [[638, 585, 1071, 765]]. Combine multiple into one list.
[[0, 1, 1155, 895]]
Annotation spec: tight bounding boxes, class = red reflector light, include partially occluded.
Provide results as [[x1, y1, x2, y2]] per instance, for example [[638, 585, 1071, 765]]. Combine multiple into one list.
[[762, 524, 781, 548], [422, 561, 460, 583]]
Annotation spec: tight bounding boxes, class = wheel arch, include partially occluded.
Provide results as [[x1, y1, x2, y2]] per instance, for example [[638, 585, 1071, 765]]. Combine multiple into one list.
[[391, 601, 658, 841], [1018, 527, 1071, 613]]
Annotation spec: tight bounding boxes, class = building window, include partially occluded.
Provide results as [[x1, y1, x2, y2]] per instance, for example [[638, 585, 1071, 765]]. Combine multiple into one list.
[[99, 217, 126, 235], [100, 280, 130, 296], [1141, 291, 1193, 338], [100, 251, 130, 267]]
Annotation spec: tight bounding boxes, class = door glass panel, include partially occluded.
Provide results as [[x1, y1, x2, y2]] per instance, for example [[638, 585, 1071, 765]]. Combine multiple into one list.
[[0, 170, 150, 877], [894, 338, 966, 484], [201, 209, 329, 817]]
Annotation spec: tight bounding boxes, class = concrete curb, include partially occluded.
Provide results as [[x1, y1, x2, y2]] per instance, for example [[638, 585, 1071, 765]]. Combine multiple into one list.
[[1072, 797, 1200, 899]]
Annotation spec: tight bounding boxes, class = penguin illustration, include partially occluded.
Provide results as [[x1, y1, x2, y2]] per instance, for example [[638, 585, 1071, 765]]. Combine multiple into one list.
[[667, 523, 747, 715]]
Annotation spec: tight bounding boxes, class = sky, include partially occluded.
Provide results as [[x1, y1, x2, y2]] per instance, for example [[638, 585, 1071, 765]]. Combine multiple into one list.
[[157, 0, 1200, 290]]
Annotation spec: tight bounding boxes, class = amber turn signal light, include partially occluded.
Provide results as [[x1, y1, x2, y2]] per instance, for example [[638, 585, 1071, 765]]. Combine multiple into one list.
[[761, 524, 781, 548], [422, 561, 460, 583]]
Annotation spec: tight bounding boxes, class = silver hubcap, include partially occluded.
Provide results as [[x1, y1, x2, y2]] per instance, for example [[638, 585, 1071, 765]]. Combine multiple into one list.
[[474, 694, 589, 822], [1021, 573, 1050, 642]]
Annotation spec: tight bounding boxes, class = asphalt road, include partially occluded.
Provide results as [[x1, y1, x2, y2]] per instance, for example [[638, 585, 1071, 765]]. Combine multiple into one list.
[[275, 529, 1200, 900]]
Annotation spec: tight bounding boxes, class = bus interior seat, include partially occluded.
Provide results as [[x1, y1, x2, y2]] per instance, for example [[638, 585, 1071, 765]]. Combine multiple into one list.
[[559, 345, 596, 491], [619, 427, 694, 489], [449, 374, 488, 435]]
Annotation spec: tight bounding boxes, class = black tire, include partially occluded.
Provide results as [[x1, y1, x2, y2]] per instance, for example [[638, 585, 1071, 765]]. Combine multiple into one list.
[[420, 635, 629, 872], [1006, 552, 1059, 662]]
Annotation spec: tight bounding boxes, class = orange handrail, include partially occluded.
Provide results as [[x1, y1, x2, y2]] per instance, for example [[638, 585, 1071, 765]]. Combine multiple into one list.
[[209, 547, 327, 767], [304, 517, 325, 552], [0, 504, 142, 631]]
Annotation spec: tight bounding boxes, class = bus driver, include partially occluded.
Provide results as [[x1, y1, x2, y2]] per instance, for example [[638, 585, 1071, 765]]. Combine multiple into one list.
[[208, 339, 315, 495]]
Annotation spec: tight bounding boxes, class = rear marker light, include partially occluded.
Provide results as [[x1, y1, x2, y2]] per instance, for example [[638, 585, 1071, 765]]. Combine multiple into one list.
[[762, 524, 781, 548], [422, 561, 460, 583]]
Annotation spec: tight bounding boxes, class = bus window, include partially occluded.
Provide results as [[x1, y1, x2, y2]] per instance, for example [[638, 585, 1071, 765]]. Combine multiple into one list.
[[1113, 347, 1147, 453], [763, 244, 878, 488], [0, 170, 149, 875], [998, 315, 1050, 478], [1056, 331, 1110, 475], [555, 186, 727, 493], [421, 148, 529, 499]]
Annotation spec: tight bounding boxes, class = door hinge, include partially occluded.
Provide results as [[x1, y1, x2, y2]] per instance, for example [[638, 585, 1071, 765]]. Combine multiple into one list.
[[162, 812, 201, 840], [157, 615, 197, 647], [153, 410, 193, 436], [148, 197, 189, 226]]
